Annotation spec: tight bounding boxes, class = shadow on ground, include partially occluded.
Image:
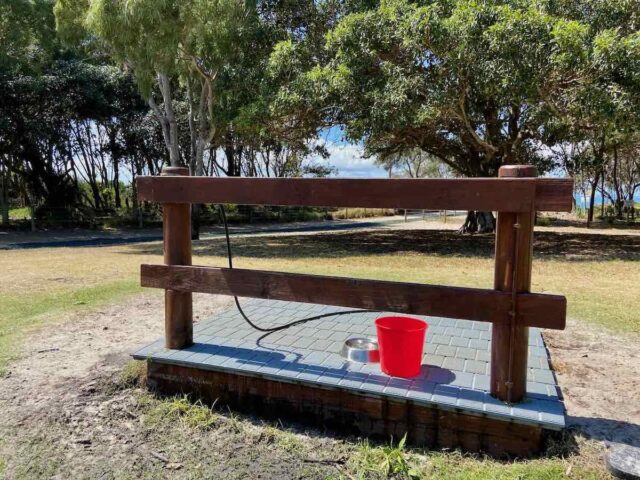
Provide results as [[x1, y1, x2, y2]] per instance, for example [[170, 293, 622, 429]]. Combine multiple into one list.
[[124, 229, 640, 262], [568, 416, 640, 448]]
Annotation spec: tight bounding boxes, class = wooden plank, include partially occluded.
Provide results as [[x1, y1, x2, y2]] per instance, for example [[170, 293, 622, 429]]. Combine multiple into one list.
[[535, 178, 574, 212], [161, 166, 193, 349], [136, 176, 557, 212], [140, 264, 566, 330], [491, 165, 536, 402], [147, 362, 545, 457]]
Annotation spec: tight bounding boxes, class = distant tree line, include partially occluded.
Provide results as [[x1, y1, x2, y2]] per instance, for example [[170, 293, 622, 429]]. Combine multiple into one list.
[[1, 0, 639, 232], [555, 133, 640, 225]]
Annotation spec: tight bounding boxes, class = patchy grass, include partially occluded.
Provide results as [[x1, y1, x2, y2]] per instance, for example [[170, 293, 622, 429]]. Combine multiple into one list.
[[0, 243, 159, 373], [139, 394, 219, 430], [392, 451, 603, 480], [0, 280, 142, 374], [125, 376, 611, 479], [128, 390, 608, 480], [0, 359, 612, 479], [0, 225, 638, 375], [112, 359, 148, 391], [264, 425, 307, 453], [8, 432, 65, 480]]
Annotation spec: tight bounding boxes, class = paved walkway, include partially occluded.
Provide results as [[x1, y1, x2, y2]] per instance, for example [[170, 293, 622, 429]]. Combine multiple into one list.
[[0, 213, 457, 250]]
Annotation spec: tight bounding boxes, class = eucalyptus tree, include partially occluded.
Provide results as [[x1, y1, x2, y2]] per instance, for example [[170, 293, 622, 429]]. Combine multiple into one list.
[[57, 0, 276, 172]]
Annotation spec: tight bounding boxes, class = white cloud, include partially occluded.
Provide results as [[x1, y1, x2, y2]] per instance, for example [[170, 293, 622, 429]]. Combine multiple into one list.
[[316, 142, 389, 178]]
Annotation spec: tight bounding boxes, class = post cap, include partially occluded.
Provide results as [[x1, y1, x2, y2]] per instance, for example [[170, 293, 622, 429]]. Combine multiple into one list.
[[161, 166, 190, 176], [498, 165, 538, 178]]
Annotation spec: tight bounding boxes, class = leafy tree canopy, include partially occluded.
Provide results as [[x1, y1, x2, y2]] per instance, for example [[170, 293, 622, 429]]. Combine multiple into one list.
[[270, 0, 640, 176]]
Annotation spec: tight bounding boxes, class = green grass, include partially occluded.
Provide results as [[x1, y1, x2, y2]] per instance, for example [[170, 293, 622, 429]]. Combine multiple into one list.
[[351, 435, 420, 479], [0, 226, 637, 379], [339, 439, 604, 480], [138, 394, 219, 430], [131, 390, 607, 479], [8, 207, 30, 220], [0, 280, 142, 374], [6, 433, 64, 480]]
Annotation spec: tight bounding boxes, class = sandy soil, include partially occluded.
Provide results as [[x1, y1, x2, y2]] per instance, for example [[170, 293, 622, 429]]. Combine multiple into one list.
[[0, 291, 638, 478], [544, 320, 640, 447], [0, 294, 348, 479]]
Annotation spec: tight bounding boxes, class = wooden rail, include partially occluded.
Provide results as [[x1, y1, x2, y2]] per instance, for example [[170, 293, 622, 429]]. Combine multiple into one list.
[[137, 176, 574, 212], [137, 165, 573, 404], [140, 264, 566, 329]]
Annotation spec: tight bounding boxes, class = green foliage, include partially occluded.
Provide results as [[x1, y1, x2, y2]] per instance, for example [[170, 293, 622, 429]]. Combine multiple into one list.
[[271, 0, 640, 177], [54, 0, 332, 176], [0, 0, 58, 74], [1, 59, 152, 217], [376, 148, 452, 178]]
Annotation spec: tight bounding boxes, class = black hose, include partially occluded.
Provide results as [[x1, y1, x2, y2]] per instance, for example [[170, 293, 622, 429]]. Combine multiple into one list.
[[217, 204, 373, 332]]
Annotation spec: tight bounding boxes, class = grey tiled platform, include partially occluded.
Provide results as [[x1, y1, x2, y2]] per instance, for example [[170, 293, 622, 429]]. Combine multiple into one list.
[[133, 299, 565, 430]]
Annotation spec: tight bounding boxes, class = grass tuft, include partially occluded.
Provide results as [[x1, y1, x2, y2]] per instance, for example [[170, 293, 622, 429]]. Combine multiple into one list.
[[344, 437, 607, 479], [114, 360, 147, 390], [352, 435, 420, 479], [261, 425, 306, 453], [140, 394, 219, 430]]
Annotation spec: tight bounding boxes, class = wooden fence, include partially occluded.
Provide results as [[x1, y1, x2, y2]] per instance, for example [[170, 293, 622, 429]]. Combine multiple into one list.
[[137, 165, 573, 403]]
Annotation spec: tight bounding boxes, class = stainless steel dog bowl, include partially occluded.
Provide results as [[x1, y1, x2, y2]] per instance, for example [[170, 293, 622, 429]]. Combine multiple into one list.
[[341, 337, 380, 363]]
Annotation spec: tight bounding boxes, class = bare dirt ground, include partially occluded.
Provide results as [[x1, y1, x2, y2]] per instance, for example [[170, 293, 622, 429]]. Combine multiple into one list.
[[545, 320, 640, 447], [0, 294, 351, 479], [0, 289, 638, 478]]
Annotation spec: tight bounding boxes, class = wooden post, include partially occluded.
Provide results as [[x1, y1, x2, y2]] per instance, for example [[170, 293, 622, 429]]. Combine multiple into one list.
[[491, 165, 537, 403], [161, 166, 193, 349]]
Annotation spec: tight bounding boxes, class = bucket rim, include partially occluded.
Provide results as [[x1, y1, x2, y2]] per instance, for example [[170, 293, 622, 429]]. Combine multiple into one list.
[[375, 315, 428, 332]]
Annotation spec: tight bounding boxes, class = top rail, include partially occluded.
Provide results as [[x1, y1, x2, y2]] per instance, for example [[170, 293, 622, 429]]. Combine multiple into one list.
[[137, 176, 573, 212]]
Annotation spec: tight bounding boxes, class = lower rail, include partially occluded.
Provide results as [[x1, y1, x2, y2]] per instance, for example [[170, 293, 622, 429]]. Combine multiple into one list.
[[141, 264, 566, 330]]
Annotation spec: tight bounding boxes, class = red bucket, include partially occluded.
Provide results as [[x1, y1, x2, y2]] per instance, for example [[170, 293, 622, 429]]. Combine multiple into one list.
[[375, 316, 428, 378]]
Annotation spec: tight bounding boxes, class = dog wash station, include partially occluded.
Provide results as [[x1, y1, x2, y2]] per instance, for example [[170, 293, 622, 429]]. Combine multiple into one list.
[[133, 165, 573, 456]]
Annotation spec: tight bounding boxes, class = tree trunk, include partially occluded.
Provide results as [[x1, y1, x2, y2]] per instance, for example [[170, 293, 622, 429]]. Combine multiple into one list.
[[460, 210, 495, 234], [149, 72, 181, 168], [0, 163, 9, 225], [159, 73, 181, 167], [113, 157, 121, 209], [611, 144, 622, 218], [587, 172, 600, 227], [600, 173, 605, 218]]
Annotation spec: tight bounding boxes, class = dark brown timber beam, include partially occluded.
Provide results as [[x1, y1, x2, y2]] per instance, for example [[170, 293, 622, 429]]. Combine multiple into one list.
[[136, 177, 573, 212], [140, 264, 566, 330]]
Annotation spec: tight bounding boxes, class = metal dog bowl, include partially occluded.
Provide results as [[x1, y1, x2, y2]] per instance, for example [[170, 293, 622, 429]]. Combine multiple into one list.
[[341, 337, 380, 363]]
